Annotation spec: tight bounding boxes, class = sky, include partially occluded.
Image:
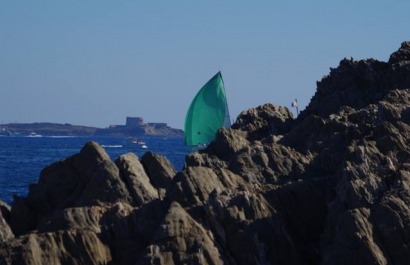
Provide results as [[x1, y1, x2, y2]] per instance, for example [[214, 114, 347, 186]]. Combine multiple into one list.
[[1, 1, 409, 129]]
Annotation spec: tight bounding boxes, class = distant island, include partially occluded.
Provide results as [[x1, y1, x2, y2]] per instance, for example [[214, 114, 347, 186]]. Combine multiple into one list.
[[0, 116, 183, 137]]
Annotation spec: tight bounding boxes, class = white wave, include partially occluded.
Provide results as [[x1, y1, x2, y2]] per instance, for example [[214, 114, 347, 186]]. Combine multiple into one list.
[[46, 136, 79, 138], [27, 134, 42, 138], [102, 144, 123, 148]]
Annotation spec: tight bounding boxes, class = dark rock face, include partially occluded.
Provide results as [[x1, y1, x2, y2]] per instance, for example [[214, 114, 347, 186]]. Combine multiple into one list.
[[389, 41, 410, 65], [0, 201, 13, 241], [141, 151, 176, 199], [1, 41, 410, 264], [232, 103, 294, 141]]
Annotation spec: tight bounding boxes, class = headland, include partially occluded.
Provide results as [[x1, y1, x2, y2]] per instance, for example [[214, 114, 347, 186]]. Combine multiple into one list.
[[0, 116, 183, 137]]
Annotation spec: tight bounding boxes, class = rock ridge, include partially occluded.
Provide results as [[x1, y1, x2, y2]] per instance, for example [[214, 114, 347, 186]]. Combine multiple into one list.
[[1, 41, 410, 265]]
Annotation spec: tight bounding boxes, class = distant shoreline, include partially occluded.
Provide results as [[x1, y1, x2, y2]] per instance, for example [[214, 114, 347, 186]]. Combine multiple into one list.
[[0, 122, 184, 138]]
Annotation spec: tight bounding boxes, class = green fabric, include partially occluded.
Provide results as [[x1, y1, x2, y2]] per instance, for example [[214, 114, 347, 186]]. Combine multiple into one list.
[[184, 72, 229, 146]]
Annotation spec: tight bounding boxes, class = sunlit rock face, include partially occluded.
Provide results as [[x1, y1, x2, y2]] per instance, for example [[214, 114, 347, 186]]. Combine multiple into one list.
[[1, 42, 410, 265]]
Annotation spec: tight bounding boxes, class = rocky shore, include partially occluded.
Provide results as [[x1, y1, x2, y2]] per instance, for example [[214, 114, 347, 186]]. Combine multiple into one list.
[[1, 42, 410, 264]]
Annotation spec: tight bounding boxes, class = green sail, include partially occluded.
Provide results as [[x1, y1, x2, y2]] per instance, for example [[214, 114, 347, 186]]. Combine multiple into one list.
[[184, 72, 231, 146]]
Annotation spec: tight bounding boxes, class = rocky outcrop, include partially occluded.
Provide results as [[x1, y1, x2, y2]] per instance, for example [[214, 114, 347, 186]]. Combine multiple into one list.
[[141, 151, 176, 199], [232, 103, 294, 141], [138, 201, 226, 265], [0, 201, 13, 241], [0, 230, 112, 265], [0, 121, 184, 137], [1, 41, 410, 264], [115, 153, 159, 206]]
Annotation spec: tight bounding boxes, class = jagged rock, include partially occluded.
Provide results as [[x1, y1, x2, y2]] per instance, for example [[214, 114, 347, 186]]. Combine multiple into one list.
[[0, 200, 10, 222], [300, 58, 389, 120], [9, 195, 37, 236], [232, 103, 294, 141], [169, 165, 247, 207], [138, 201, 225, 265], [76, 158, 134, 206], [0, 230, 112, 265], [100, 200, 168, 265], [141, 152, 176, 198], [228, 142, 309, 184], [321, 208, 388, 265], [2, 41, 410, 265], [207, 128, 249, 161], [206, 190, 302, 265], [38, 206, 106, 233], [0, 201, 13, 241], [372, 193, 410, 265], [9, 142, 135, 236], [115, 153, 159, 206], [388, 41, 410, 65], [280, 115, 326, 152], [22, 142, 122, 218]]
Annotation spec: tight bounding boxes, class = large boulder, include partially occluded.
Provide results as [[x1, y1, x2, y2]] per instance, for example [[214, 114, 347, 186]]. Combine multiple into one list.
[[141, 151, 176, 198], [115, 153, 159, 206]]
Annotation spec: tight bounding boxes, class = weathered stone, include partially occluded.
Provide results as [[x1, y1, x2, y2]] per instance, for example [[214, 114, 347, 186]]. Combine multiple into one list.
[[207, 128, 249, 162], [2, 41, 410, 265], [115, 153, 158, 206], [76, 159, 133, 206], [232, 103, 294, 140], [141, 151, 176, 198], [38, 206, 106, 233], [169, 166, 245, 206], [138, 201, 225, 265], [0, 200, 10, 225], [388, 41, 410, 65], [321, 208, 388, 265], [9, 195, 37, 236], [0, 201, 13, 241], [0, 230, 112, 265]]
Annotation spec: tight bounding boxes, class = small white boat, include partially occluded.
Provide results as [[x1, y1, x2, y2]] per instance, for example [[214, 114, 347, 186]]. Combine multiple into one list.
[[28, 132, 42, 137], [0, 128, 11, 136], [126, 137, 148, 148]]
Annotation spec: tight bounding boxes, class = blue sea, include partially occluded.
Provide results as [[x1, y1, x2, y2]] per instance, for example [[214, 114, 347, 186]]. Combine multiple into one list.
[[0, 135, 190, 205]]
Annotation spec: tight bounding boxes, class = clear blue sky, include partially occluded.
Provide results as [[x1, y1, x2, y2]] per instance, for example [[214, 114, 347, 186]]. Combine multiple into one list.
[[1, 1, 409, 129]]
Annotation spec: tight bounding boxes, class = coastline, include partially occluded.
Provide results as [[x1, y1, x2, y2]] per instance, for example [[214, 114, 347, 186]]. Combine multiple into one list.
[[0, 122, 184, 137]]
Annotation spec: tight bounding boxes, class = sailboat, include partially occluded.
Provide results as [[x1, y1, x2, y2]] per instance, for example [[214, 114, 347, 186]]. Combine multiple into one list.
[[184, 71, 231, 147]]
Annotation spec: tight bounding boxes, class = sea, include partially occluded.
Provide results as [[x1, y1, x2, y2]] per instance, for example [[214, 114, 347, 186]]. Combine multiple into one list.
[[0, 135, 191, 205]]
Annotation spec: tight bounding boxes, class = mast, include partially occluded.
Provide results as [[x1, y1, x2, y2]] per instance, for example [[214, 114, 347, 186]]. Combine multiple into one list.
[[220, 72, 231, 128]]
